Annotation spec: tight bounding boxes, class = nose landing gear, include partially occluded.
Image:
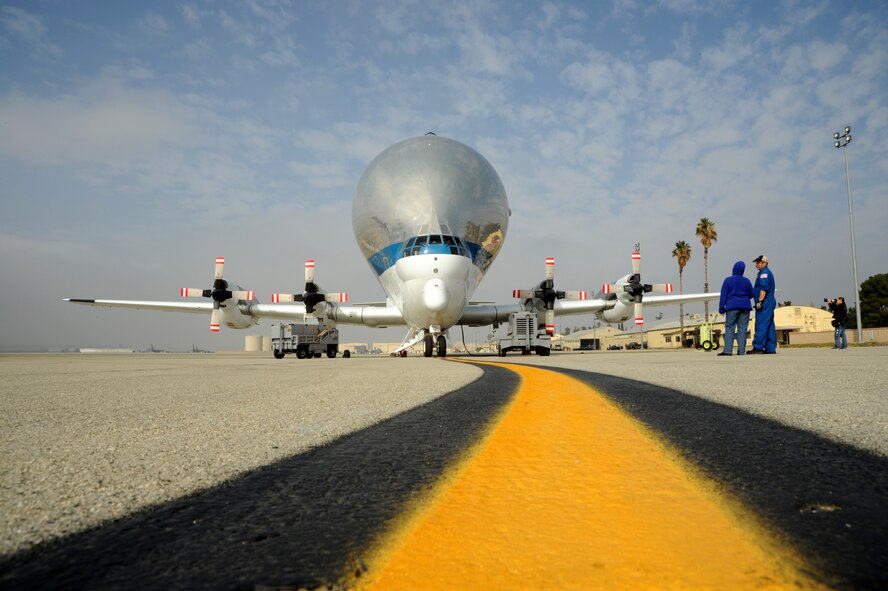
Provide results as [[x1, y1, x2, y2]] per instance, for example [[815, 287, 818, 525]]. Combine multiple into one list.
[[422, 330, 447, 357]]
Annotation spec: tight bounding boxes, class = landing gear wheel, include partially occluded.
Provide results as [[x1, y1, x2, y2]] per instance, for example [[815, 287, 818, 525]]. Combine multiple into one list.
[[437, 335, 447, 357], [424, 335, 433, 358], [702, 340, 713, 352], [296, 348, 307, 359], [273, 350, 285, 360]]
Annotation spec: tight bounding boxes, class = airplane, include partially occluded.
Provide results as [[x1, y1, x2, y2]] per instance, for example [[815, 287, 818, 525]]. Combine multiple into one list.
[[67, 134, 718, 358]]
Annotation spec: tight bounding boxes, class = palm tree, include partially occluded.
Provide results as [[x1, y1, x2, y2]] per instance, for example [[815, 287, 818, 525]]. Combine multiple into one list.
[[672, 240, 692, 347], [695, 217, 718, 320]]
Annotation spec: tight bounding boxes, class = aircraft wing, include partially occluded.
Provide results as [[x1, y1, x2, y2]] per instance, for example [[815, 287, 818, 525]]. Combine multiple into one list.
[[256, 303, 407, 327], [65, 298, 214, 314], [641, 292, 720, 306], [66, 298, 409, 328]]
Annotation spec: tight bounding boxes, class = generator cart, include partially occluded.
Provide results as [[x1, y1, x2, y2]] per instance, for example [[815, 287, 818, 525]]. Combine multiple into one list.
[[271, 319, 349, 360], [497, 311, 552, 356]]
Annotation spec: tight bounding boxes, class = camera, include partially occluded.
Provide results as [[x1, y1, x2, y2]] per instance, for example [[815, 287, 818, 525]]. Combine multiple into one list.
[[825, 298, 835, 304]]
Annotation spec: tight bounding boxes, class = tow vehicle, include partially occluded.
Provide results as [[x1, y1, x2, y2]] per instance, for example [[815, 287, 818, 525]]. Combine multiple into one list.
[[271, 319, 349, 359]]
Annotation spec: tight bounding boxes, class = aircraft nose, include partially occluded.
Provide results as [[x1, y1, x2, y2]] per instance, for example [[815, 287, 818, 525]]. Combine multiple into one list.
[[422, 279, 448, 312]]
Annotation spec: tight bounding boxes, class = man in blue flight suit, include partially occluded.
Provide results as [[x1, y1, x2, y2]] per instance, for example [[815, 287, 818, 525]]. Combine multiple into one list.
[[749, 255, 777, 354]]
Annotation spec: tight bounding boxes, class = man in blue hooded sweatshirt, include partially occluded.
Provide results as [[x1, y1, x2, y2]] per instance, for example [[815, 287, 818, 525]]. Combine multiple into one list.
[[717, 261, 754, 355], [749, 255, 777, 354]]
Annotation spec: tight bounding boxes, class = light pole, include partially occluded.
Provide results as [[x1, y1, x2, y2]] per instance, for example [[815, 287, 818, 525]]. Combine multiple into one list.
[[833, 125, 863, 343]]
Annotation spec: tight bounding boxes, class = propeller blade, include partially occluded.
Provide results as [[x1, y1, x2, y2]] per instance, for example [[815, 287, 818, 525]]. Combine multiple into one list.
[[651, 283, 674, 293], [634, 302, 644, 326], [210, 307, 221, 332], [180, 288, 205, 298], [271, 293, 296, 303], [602, 284, 624, 294], [564, 291, 587, 300], [304, 259, 315, 284], [512, 289, 535, 299], [546, 309, 555, 335], [324, 292, 348, 303], [214, 256, 225, 280], [631, 251, 641, 275], [545, 257, 555, 282], [230, 290, 255, 300]]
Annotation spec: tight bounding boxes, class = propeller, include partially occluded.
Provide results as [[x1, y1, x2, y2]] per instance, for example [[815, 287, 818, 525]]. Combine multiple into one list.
[[513, 257, 587, 334], [180, 257, 255, 332], [601, 250, 672, 326], [271, 259, 348, 314]]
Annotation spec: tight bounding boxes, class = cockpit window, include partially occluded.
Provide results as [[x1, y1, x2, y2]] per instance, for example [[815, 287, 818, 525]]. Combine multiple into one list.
[[400, 233, 468, 260]]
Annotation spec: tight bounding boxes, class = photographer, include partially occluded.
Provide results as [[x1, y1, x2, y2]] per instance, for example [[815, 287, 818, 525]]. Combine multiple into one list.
[[826, 297, 848, 350]]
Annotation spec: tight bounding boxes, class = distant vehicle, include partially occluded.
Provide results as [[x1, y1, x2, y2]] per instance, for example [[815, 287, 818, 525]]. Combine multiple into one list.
[[271, 320, 349, 360], [607, 344, 622, 350], [625, 342, 642, 350]]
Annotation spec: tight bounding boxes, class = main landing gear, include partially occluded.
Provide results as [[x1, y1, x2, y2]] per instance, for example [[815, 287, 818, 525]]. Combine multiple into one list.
[[423, 334, 447, 358]]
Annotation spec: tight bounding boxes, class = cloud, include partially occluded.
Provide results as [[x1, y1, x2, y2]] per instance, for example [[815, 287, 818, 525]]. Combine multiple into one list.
[[701, 22, 753, 71], [0, 80, 196, 167], [0, 5, 61, 58], [137, 11, 170, 35]]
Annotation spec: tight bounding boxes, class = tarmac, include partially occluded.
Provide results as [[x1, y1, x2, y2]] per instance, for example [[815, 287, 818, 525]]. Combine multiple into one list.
[[1, 347, 886, 589], [0, 353, 482, 556], [492, 346, 888, 457]]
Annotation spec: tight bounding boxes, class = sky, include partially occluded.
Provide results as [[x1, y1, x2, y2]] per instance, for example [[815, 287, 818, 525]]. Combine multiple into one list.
[[1, 0, 886, 351]]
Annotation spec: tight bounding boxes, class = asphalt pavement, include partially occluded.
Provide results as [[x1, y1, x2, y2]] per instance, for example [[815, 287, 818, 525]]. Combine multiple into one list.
[[1, 348, 885, 590]]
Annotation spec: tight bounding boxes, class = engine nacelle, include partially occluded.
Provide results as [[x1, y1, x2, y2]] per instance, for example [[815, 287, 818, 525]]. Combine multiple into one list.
[[220, 285, 258, 329], [599, 298, 632, 324]]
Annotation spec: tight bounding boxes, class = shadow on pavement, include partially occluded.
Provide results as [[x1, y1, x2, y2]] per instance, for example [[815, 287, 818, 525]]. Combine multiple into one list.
[[0, 364, 518, 591]]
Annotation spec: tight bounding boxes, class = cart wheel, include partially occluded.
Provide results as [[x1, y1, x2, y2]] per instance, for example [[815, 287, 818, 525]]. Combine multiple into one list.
[[702, 340, 713, 351], [713, 341, 720, 351], [343, 350, 351, 358], [273, 350, 285, 360]]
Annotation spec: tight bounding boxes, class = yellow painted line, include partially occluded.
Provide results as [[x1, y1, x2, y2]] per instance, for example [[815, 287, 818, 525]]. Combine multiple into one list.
[[353, 361, 826, 590]]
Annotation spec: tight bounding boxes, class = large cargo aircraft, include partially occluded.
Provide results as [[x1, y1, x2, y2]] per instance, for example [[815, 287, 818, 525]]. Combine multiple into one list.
[[67, 134, 717, 357]]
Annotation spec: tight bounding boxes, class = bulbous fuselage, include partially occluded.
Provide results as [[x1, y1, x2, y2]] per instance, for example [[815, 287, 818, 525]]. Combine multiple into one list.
[[352, 135, 509, 331]]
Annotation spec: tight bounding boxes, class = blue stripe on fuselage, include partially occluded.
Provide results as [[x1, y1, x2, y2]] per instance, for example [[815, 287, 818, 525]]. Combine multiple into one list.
[[366, 238, 484, 277]]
